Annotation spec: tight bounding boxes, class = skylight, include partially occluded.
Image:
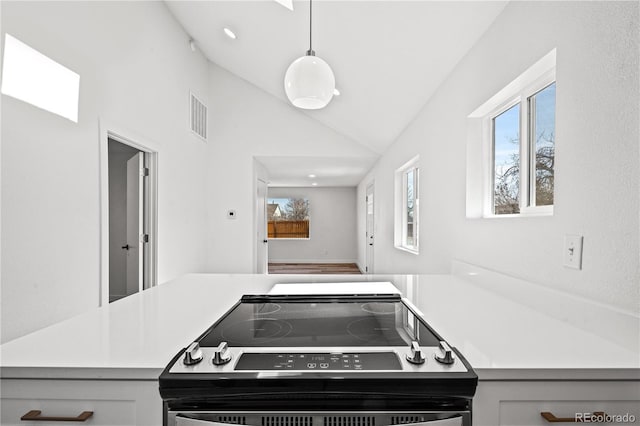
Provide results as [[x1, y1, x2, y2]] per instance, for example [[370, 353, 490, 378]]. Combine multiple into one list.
[[274, 0, 294, 11], [1, 34, 80, 122]]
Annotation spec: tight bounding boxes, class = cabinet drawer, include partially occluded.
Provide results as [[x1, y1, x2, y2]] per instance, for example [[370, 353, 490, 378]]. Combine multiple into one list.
[[2, 397, 135, 425], [474, 380, 640, 426], [0, 379, 161, 426], [500, 400, 640, 425]]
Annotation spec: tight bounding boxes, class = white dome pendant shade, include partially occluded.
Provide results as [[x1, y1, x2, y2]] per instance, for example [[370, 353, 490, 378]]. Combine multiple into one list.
[[284, 51, 335, 110], [284, 0, 335, 110]]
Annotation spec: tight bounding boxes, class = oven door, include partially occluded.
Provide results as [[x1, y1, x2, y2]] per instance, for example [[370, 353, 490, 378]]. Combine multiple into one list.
[[170, 412, 470, 426]]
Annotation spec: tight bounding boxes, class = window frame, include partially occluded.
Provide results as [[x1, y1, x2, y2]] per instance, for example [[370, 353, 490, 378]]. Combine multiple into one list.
[[394, 156, 420, 254], [485, 68, 556, 218], [266, 197, 311, 240]]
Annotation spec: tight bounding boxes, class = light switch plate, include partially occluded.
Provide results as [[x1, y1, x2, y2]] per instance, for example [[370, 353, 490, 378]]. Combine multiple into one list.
[[563, 234, 583, 270]]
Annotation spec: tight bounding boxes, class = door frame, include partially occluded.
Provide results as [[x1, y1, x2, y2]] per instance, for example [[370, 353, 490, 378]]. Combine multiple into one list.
[[255, 178, 268, 274], [99, 120, 159, 306], [365, 181, 375, 274]]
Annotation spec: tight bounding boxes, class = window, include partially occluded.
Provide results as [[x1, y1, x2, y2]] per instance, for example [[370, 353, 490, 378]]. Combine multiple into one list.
[[267, 198, 310, 239], [493, 103, 521, 214], [1, 34, 80, 122], [530, 83, 556, 208], [394, 157, 419, 253], [466, 50, 556, 219], [491, 81, 556, 215]]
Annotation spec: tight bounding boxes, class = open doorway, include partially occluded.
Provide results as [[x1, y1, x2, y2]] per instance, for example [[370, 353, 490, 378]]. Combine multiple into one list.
[[265, 186, 362, 275], [107, 137, 156, 302]]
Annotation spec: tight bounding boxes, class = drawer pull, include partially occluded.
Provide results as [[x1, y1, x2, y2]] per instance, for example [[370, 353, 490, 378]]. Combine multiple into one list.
[[541, 411, 606, 423], [21, 410, 93, 422]]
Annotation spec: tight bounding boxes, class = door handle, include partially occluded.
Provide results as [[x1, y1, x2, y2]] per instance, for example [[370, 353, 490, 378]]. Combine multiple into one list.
[[21, 410, 93, 422], [121, 244, 130, 250], [263, 240, 268, 243]]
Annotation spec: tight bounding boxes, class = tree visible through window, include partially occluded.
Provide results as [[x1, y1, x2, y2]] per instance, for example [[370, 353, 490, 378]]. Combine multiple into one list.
[[405, 168, 417, 247], [493, 104, 521, 214], [531, 83, 556, 206], [267, 198, 310, 239], [492, 82, 556, 215]]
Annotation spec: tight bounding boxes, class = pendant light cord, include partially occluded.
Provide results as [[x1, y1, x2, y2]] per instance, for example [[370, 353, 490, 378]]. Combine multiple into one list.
[[309, 0, 313, 53]]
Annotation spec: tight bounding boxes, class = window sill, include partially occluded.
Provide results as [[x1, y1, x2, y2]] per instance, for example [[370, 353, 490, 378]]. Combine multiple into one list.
[[394, 245, 419, 255], [482, 209, 553, 219]]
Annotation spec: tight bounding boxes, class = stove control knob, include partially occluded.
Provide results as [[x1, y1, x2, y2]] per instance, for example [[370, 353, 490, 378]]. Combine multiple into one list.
[[183, 342, 203, 366], [406, 341, 426, 365], [212, 341, 232, 366], [434, 341, 456, 365]]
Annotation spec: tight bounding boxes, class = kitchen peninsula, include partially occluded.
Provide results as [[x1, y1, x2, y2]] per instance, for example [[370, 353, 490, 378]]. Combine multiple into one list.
[[1, 266, 639, 425]]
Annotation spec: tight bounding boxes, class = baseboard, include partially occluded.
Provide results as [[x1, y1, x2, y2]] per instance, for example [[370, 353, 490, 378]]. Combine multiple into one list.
[[268, 259, 359, 264], [109, 294, 127, 303]]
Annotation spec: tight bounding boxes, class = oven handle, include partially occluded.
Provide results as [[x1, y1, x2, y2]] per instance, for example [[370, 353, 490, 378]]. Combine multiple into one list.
[[175, 415, 463, 426]]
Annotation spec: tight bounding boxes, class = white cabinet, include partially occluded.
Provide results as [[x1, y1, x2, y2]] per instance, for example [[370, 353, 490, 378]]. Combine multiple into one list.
[[473, 380, 640, 425], [1, 379, 161, 426]]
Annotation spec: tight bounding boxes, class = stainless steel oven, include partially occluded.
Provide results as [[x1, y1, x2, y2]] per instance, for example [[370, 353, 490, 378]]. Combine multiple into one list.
[[170, 411, 469, 426], [160, 293, 477, 426]]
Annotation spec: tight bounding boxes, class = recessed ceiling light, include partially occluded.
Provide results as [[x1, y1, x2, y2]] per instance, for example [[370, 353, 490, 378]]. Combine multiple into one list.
[[308, 174, 316, 178], [223, 28, 237, 40], [311, 182, 318, 186], [333, 88, 340, 96]]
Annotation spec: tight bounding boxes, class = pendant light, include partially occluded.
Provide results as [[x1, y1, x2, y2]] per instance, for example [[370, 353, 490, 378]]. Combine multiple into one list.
[[284, 0, 335, 109]]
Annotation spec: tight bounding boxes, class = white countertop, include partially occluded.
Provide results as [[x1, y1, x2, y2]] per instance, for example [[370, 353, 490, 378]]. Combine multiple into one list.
[[1, 272, 638, 381]]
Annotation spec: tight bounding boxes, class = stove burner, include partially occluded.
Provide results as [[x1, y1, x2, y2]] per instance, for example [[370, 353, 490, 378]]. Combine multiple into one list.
[[361, 302, 400, 315], [254, 303, 281, 315], [221, 318, 292, 344], [346, 317, 396, 343]]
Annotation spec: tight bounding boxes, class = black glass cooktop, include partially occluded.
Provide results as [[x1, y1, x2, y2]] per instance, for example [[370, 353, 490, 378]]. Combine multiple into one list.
[[198, 295, 441, 348]]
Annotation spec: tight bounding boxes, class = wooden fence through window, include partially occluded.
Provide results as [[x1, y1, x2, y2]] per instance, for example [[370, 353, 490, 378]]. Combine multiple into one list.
[[268, 220, 309, 238]]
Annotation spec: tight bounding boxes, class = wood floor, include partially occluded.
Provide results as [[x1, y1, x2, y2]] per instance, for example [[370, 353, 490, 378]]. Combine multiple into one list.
[[268, 263, 362, 274]]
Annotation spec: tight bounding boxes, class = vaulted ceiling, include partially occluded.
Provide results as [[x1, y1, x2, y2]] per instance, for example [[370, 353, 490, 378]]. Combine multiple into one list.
[[165, 1, 509, 184]]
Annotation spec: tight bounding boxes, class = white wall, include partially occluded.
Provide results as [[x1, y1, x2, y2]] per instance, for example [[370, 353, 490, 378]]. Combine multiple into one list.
[[205, 64, 376, 273], [1, 1, 211, 342], [357, 1, 639, 312], [267, 187, 358, 263]]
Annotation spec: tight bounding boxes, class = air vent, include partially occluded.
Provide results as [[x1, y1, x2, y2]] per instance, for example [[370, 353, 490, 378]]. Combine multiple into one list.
[[390, 416, 424, 425], [262, 416, 313, 426], [324, 417, 375, 426], [190, 91, 208, 141], [214, 416, 247, 425]]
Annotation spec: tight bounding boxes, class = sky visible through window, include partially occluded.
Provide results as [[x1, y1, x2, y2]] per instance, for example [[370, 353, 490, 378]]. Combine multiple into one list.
[[533, 82, 556, 206], [535, 83, 556, 135], [493, 82, 556, 213], [493, 83, 555, 176], [268, 198, 290, 212], [494, 104, 520, 176]]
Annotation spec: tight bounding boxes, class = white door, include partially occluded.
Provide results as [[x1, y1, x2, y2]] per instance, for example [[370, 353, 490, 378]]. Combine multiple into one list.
[[365, 183, 375, 274], [126, 152, 144, 296], [256, 179, 268, 274]]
